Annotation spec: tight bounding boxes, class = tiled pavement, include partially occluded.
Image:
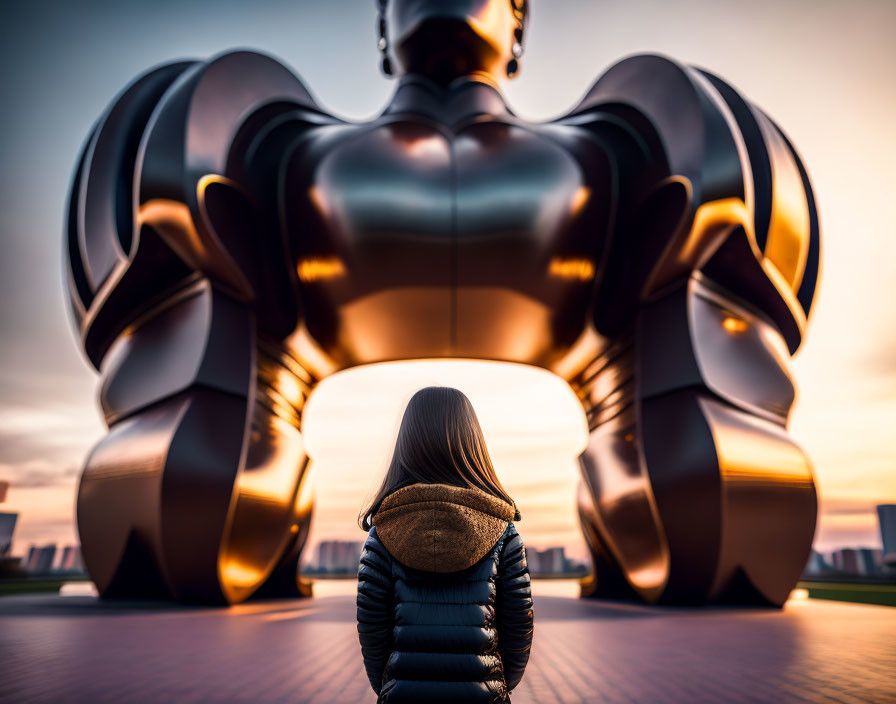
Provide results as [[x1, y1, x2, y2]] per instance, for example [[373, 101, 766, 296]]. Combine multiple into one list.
[[1, 580, 894, 703]]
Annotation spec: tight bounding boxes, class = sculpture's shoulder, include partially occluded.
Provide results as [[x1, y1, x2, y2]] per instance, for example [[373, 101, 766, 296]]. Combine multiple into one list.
[[71, 47, 342, 225], [66, 49, 346, 364], [169, 47, 337, 124], [557, 51, 817, 221], [88, 47, 343, 196], [140, 48, 343, 176], [552, 53, 752, 201], [553, 53, 819, 350]]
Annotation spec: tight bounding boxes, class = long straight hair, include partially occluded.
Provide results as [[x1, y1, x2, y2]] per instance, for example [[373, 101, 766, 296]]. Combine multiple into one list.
[[359, 385, 517, 530]]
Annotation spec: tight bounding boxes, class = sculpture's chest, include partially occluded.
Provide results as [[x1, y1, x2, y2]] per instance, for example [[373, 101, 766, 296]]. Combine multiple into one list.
[[282, 117, 612, 365]]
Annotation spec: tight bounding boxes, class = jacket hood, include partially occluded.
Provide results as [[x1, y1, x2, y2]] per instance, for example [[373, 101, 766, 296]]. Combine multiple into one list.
[[372, 483, 517, 573]]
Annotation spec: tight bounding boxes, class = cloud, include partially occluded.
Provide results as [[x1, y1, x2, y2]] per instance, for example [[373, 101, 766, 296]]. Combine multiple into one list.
[[0, 459, 79, 488], [818, 495, 887, 518], [0, 402, 104, 473], [862, 325, 896, 381]]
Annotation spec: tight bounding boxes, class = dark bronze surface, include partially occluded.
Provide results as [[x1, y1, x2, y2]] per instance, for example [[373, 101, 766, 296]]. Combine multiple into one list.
[[64, 6, 820, 605]]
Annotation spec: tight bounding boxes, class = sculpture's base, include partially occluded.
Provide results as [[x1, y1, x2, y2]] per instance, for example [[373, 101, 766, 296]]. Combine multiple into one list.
[[3, 580, 893, 703]]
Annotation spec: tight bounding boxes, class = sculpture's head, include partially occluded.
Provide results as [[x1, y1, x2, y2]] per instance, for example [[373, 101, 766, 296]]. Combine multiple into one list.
[[377, 0, 529, 83]]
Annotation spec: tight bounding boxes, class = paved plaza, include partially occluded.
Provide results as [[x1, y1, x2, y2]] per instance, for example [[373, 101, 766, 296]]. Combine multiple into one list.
[[1, 581, 894, 703]]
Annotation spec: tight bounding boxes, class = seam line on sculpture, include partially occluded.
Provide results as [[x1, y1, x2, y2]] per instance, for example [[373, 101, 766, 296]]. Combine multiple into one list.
[[449, 130, 458, 349]]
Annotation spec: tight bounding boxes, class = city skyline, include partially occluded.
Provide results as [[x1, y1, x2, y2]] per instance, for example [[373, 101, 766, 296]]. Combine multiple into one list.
[[4, 478, 893, 579], [10, 530, 892, 580], [6, 499, 895, 571], [1, 0, 895, 562]]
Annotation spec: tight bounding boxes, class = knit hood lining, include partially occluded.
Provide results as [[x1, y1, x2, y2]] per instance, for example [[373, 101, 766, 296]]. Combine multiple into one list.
[[372, 483, 515, 573]]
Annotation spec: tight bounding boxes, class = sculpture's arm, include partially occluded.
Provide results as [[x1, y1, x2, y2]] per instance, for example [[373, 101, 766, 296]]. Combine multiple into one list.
[[564, 54, 819, 349], [558, 54, 820, 605], [65, 50, 331, 603]]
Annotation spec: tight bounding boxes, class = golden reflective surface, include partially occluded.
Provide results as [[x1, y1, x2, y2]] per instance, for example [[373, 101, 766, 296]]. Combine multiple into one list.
[[754, 110, 812, 292], [690, 278, 796, 422], [578, 412, 670, 597], [219, 345, 316, 604], [700, 396, 816, 605]]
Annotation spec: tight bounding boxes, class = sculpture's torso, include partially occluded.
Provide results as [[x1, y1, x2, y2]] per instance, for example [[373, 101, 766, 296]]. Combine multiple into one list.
[[280, 76, 614, 369]]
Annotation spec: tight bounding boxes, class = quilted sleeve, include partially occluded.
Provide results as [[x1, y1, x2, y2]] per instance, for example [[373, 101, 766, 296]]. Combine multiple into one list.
[[495, 524, 534, 691], [356, 527, 395, 695]]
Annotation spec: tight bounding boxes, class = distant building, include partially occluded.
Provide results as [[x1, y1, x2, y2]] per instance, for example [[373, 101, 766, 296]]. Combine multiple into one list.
[[878, 505, 896, 567], [804, 549, 834, 576], [0, 512, 17, 557], [525, 547, 586, 576], [59, 545, 85, 573], [839, 549, 860, 574], [829, 547, 883, 576], [25, 544, 57, 574], [854, 548, 881, 575], [309, 539, 587, 576], [313, 540, 365, 574], [526, 549, 541, 573], [527, 547, 566, 575]]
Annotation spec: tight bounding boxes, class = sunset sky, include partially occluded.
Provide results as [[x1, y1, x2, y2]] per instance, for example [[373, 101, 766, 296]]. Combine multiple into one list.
[[1, 0, 894, 564]]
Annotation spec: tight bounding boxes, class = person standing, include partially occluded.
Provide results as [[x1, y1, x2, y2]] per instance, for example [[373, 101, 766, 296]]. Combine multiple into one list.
[[356, 386, 534, 703]]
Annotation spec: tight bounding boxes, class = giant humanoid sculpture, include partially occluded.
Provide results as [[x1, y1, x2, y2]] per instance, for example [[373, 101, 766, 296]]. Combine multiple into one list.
[[64, 0, 820, 606]]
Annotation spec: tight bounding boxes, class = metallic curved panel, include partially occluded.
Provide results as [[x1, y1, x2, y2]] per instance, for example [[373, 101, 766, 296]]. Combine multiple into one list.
[[77, 62, 196, 295], [577, 395, 670, 601], [65, 61, 195, 355], [65, 38, 820, 606], [697, 395, 815, 606], [78, 278, 316, 603], [67, 51, 323, 604], [698, 68, 822, 321], [569, 54, 819, 355], [561, 53, 820, 605]]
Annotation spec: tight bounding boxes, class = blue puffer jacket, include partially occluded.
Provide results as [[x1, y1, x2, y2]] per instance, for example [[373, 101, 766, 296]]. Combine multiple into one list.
[[356, 483, 534, 703]]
